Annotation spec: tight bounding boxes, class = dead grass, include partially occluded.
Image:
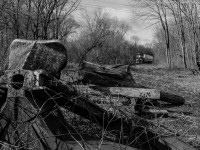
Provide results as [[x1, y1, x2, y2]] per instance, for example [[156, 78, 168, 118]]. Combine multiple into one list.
[[131, 65, 200, 148]]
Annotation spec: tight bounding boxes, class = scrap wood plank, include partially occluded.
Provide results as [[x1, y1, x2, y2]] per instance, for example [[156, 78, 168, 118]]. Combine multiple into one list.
[[87, 96, 136, 107], [74, 85, 160, 99], [66, 140, 138, 150], [161, 137, 197, 150]]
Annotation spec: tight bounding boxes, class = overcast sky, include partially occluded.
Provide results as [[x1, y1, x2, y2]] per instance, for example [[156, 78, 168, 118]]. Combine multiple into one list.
[[74, 0, 154, 45]]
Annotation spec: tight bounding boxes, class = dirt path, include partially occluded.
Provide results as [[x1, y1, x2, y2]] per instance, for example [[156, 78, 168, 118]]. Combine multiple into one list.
[[131, 66, 200, 148]]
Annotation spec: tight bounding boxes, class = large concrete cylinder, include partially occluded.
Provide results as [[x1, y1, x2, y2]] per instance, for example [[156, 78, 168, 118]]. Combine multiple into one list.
[[8, 39, 67, 77]]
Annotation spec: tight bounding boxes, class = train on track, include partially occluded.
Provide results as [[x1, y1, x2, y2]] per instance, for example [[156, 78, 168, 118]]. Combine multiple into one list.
[[136, 53, 154, 64]]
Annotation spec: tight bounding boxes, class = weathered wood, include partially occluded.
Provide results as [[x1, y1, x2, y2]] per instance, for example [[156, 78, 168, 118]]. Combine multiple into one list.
[[40, 77, 178, 150], [88, 96, 136, 107], [79, 61, 139, 87], [43, 76, 194, 150], [1, 93, 83, 150], [79, 62, 185, 105], [75, 85, 160, 99], [0, 74, 193, 150], [160, 91, 185, 105], [0, 87, 7, 111], [66, 140, 138, 150], [28, 92, 138, 150], [80, 61, 132, 79], [162, 137, 197, 150], [40, 82, 124, 131], [142, 109, 168, 114]]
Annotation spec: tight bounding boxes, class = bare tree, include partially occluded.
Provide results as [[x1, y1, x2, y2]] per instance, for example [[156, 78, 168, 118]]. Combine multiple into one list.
[[134, 0, 200, 69], [0, 0, 80, 40], [78, 9, 114, 63], [133, 0, 172, 67], [161, 0, 199, 69], [78, 9, 130, 64], [0, 0, 81, 69], [51, 16, 80, 42], [26, 0, 81, 40]]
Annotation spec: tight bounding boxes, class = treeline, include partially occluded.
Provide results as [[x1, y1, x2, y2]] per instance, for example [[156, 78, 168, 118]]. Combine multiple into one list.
[[0, 0, 80, 67], [67, 39, 153, 65], [0, 1, 153, 67], [1, 0, 200, 69], [66, 9, 153, 65], [135, 0, 200, 69]]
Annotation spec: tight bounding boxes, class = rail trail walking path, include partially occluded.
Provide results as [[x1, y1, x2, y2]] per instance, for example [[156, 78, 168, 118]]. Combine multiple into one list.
[[131, 65, 200, 148]]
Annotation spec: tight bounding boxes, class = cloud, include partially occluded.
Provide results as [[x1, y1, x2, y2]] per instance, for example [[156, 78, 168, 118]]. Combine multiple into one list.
[[125, 28, 154, 44], [103, 8, 132, 21], [102, 7, 154, 45]]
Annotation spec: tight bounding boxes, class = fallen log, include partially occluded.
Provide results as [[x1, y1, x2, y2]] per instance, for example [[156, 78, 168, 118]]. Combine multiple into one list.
[[79, 61, 139, 87], [80, 61, 132, 80], [160, 91, 185, 105]]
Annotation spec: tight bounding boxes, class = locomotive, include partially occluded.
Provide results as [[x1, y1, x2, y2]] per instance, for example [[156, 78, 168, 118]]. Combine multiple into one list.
[[136, 53, 154, 64]]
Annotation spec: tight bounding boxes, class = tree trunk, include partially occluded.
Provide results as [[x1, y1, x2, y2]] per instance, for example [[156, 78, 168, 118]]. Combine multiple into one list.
[[79, 61, 137, 87]]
